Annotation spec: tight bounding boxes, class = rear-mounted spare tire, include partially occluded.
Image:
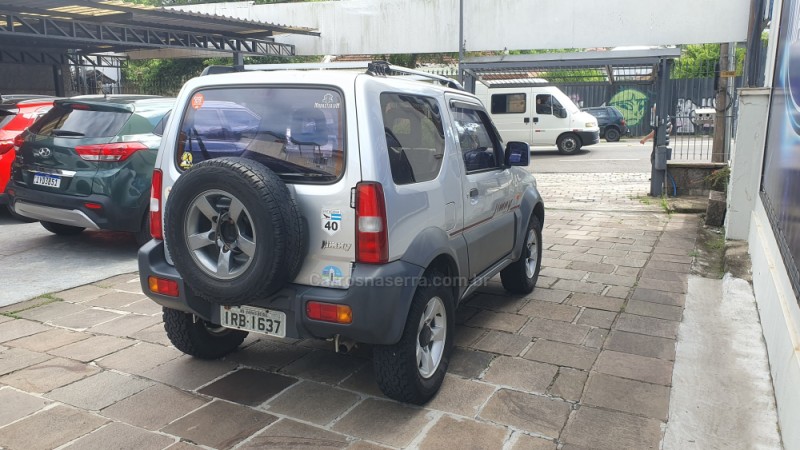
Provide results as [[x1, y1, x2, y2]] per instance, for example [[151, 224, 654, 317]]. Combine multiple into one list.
[[165, 157, 305, 305]]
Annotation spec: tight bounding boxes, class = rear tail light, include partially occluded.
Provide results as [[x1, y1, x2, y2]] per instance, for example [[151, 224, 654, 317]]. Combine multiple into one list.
[[0, 140, 12, 155], [621, 119, 626, 126], [306, 301, 352, 324], [148, 276, 179, 297], [12, 134, 25, 151], [355, 181, 388, 264], [75, 142, 147, 162], [150, 169, 163, 240], [84, 202, 103, 210]]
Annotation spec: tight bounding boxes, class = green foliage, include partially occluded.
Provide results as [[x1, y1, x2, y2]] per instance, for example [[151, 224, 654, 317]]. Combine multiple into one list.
[[673, 44, 746, 79], [705, 166, 731, 191], [538, 68, 605, 83]]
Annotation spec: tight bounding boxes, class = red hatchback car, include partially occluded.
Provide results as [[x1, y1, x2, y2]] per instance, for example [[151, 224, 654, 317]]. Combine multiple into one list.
[[0, 95, 56, 218]]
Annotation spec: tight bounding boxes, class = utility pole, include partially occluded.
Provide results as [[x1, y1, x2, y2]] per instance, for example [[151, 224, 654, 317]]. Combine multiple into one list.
[[458, 0, 464, 84], [712, 43, 730, 163]]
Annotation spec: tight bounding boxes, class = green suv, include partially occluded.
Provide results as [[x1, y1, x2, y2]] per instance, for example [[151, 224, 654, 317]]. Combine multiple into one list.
[[9, 96, 174, 245]]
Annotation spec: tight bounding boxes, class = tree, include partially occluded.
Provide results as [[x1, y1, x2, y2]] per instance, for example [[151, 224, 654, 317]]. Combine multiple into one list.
[[673, 44, 746, 79]]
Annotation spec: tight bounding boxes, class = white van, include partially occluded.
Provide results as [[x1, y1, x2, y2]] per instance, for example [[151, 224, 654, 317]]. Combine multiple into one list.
[[475, 84, 600, 154]]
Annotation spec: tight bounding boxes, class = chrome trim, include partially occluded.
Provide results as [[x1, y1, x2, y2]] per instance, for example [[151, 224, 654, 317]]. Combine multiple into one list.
[[13, 201, 100, 229], [23, 166, 77, 177]]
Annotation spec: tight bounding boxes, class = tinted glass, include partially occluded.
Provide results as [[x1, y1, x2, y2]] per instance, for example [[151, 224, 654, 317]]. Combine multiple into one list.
[[29, 105, 130, 138], [535, 95, 552, 115], [177, 87, 345, 182], [450, 105, 501, 172], [0, 112, 14, 130], [490, 93, 526, 114], [380, 93, 445, 185]]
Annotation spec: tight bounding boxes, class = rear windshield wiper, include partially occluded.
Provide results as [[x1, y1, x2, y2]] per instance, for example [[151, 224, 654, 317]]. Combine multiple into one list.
[[51, 129, 85, 137]]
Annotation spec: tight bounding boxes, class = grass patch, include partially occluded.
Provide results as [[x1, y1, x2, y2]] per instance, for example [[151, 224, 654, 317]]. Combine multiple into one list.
[[0, 296, 59, 317], [660, 195, 673, 215], [636, 195, 653, 205]]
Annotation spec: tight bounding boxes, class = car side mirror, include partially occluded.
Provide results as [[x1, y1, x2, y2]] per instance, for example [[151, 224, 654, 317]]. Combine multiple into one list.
[[554, 106, 567, 119], [505, 141, 530, 166]]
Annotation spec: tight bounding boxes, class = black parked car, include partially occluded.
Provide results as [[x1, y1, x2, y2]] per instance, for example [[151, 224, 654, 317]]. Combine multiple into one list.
[[581, 106, 628, 142]]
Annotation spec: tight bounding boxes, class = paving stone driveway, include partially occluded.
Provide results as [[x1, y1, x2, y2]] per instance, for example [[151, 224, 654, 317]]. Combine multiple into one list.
[[0, 174, 699, 450]]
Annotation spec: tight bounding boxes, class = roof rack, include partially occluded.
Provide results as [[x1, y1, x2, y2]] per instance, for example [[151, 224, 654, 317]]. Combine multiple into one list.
[[201, 61, 464, 91]]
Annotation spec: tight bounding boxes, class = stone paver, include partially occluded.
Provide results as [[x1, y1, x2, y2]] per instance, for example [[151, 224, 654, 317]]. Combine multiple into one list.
[[267, 380, 359, 425], [605, 330, 676, 361], [162, 400, 277, 449], [4, 327, 89, 352], [0, 173, 698, 449], [239, 419, 349, 450], [0, 357, 100, 393], [448, 348, 495, 379], [48, 334, 134, 362], [479, 389, 571, 438], [583, 372, 670, 420], [418, 415, 508, 450], [482, 356, 557, 393], [472, 329, 531, 356], [0, 405, 108, 450], [0, 388, 50, 427], [332, 398, 430, 448], [523, 340, 599, 370], [199, 368, 296, 407], [62, 422, 175, 450], [47, 370, 153, 410], [562, 405, 663, 450], [594, 350, 674, 386], [425, 375, 496, 417], [101, 383, 208, 431]]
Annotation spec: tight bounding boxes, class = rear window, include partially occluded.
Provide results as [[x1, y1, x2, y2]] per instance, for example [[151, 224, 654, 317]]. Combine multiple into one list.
[[29, 104, 131, 138], [176, 87, 345, 183], [0, 111, 15, 130]]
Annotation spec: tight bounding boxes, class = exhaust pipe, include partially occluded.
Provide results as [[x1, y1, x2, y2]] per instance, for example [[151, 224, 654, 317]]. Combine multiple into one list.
[[335, 334, 356, 354]]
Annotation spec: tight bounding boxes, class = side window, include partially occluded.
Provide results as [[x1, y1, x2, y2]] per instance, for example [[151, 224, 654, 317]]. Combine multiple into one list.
[[451, 104, 502, 173], [535, 94, 552, 115], [490, 93, 526, 114], [153, 111, 171, 137], [592, 109, 608, 119], [380, 93, 445, 185]]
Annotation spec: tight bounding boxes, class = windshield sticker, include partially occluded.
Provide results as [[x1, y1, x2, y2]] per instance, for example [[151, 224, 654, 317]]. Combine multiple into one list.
[[321, 265, 344, 287], [322, 240, 352, 252], [322, 208, 342, 235], [191, 93, 205, 110], [315, 93, 341, 109], [179, 152, 193, 169]]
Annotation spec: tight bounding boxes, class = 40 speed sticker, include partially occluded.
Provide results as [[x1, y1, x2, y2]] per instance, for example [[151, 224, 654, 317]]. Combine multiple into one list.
[[321, 208, 342, 235]]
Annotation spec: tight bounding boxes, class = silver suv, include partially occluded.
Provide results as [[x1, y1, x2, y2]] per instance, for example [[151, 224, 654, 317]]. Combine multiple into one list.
[[139, 62, 545, 404]]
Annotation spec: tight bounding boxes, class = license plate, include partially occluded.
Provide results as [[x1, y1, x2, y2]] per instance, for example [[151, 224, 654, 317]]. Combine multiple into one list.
[[33, 173, 61, 188], [220, 305, 286, 337]]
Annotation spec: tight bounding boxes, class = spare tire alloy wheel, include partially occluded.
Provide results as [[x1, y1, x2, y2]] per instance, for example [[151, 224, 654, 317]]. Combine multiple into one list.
[[185, 189, 256, 280], [165, 158, 305, 305]]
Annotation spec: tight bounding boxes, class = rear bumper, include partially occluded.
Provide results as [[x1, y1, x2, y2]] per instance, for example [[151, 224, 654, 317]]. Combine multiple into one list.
[[8, 184, 145, 232], [577, 130, 600, 146], [138, 240, 424, 345]]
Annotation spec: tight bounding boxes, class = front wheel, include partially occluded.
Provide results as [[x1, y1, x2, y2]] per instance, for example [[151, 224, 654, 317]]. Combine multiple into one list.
[[500, 215, 542, 294], [162, 307, 247, 359], [605, 127, 621, 142], [373, 271, 454, 404], [40, 221, 84, 236], [557, 133, 582, 154]]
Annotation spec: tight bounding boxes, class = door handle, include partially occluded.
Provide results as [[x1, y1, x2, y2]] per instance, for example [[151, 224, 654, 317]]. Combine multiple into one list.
[[524, 117, 530, 124], [533, 117, 539, 123], [469, 188, 479, 199]]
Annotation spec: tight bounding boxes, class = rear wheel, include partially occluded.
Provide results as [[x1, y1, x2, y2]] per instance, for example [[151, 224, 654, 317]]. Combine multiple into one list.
[[557, 133, 581, 154], [40, 221, 84, 236], [373, 271, 454, 404], [605, 127, 621, 142], [134, 212, 151, 247], [162, 307, 247, 359], [501, 215, 542, 294]]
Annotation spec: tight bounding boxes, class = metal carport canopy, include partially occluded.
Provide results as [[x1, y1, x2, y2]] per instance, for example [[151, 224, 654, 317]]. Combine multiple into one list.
[[460, 48, 683, 90], [0, 0, 320, 62]]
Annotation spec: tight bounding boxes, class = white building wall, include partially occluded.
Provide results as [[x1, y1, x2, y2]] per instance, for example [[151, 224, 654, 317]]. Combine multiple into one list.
[[177, 0, 750, 55]]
